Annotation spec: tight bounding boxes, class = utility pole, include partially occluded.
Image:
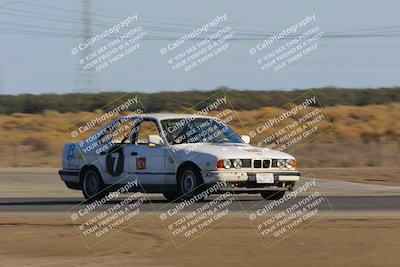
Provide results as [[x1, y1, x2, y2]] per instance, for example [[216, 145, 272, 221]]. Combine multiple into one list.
[[77, 0, 96, 92], [0, 64, 3, 94]]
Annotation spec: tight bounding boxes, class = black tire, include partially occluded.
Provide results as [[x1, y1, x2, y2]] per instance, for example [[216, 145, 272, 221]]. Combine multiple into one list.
[[81, 168, 106, 202], [260, 190, 286, 200], [162, 192, 180, 202], [177, 165, 205, 201]]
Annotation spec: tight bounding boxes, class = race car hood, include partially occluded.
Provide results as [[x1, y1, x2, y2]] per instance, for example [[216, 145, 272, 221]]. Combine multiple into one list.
[[170, 143, 294, 159]]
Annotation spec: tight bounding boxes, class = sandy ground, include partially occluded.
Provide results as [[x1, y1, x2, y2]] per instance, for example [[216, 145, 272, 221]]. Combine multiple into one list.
[[0, 212, 399, 267]]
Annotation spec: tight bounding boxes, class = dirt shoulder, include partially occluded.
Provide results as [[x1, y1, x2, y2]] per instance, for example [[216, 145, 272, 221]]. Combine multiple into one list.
[[0, 212, 399, 267], [300, 167, 400, 186]]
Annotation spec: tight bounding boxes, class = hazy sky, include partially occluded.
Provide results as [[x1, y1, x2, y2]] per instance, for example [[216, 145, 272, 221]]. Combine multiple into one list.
[[0, 0, 399, 94]]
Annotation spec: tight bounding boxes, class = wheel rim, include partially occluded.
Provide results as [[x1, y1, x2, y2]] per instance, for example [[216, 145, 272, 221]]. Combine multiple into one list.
[[84, 171, 100, 197], [181, 170, 196, 194]]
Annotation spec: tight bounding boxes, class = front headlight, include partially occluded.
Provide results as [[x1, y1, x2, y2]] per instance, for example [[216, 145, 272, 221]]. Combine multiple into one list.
[[277, 159, 286, 168], [223, 159, 232, 169], [285, 159, 293, 168], [233, 159, 242, 169]]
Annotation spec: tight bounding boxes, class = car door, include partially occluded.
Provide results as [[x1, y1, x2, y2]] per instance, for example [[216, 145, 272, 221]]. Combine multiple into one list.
[[127, 119, 170, 192], [97, 118, 137, 185]]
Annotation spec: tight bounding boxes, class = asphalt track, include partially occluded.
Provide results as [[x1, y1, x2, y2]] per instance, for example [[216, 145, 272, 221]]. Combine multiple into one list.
[[0, 195, 399, 212], [1, 170, 400, 213]]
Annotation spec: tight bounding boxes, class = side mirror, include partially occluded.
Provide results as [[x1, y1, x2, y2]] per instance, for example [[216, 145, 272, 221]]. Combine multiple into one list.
[[148, 135, 164, 146], [241, 135, 250, 144]]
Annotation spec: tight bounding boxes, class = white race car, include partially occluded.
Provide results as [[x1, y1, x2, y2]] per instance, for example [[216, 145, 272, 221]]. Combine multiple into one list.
[[59, 114, 300, 201]]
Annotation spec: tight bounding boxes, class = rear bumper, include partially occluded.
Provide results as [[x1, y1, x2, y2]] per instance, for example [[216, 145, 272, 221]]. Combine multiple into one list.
[[59, 169, 81, 189]]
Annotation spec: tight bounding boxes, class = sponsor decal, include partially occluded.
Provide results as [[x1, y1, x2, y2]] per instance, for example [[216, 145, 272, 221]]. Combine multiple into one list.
[[67, 144, 76, 161], [136, 157, 146, 170]]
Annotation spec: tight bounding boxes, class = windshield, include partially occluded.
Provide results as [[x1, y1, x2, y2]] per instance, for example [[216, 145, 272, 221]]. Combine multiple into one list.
[[161, 118, 244, 145]]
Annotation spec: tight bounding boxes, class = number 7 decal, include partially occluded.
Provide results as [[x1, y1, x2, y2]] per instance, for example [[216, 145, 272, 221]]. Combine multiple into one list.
[[111, 153, 119, 173]]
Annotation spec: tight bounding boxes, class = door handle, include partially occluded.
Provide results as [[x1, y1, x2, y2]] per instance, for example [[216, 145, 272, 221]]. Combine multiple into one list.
[[131, 152, 138, 156]]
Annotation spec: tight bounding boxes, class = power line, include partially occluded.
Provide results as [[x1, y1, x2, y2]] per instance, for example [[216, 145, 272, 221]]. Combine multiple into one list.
[[4, 2, 400, 39]]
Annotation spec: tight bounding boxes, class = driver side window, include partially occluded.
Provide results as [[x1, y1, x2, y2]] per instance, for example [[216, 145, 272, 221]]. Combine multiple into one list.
[[98, 119, 136, 145], [111, 119, 136, 144]]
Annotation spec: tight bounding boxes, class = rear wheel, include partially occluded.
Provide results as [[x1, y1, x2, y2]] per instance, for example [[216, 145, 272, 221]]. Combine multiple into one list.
[[260, 190, 285, 200], [82, 168, 106, 202]]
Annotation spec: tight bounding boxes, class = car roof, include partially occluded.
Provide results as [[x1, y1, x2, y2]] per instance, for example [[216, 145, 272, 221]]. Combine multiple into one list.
[[123, 113, 216, 121]]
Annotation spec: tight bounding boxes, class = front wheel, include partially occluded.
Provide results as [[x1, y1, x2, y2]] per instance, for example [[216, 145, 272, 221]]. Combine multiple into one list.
[[260, 190, 285, 200], [177, 166, 205, 201], [82, 169, 106, 202]]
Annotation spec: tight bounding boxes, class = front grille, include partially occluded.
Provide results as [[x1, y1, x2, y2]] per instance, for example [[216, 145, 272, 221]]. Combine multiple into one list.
[[271, 159, 278, 167], [263, 160, 270, 168], [239, 159, 271, 168], [241, 159, 251, 168], [254, 160, 262, 168]]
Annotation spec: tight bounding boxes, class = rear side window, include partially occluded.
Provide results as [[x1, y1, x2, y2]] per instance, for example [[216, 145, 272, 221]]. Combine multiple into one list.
[[135, 120, 161, 145]]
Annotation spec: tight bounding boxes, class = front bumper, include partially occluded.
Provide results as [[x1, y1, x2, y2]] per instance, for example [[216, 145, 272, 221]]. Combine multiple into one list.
[[201, 170, 300, 183], [201, 170, 300, 193], [216, 186, 291, 194]]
